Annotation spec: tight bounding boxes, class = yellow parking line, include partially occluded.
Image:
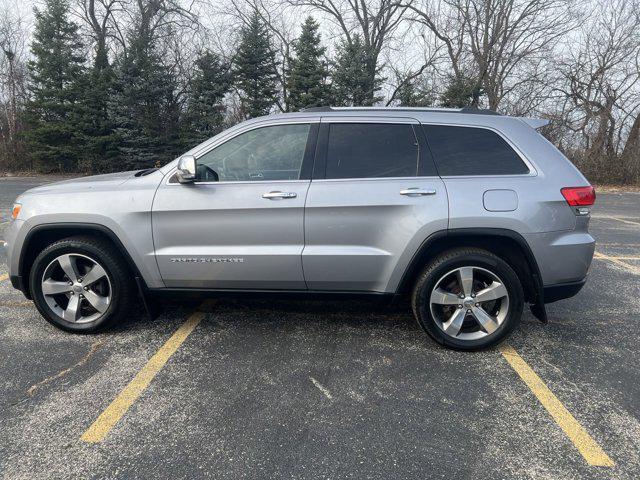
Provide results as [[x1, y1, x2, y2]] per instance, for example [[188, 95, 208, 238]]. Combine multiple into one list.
[[0, 300, 32, 307], [0, 273, 8, 282], [598, 242, 640, 248], [81, 309, 205, 443], [499, 344, 614, 467], [594, 251, 640, 274]]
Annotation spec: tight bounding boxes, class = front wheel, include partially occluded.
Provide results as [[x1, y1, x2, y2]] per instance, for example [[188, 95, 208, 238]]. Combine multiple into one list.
[[29, 236, 134, 332], [411, 248, 524, 350]]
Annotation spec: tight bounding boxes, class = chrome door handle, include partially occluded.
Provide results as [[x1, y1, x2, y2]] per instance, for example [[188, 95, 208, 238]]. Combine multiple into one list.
[[400, 188, 437, 196], [262, 191, 297, 199]]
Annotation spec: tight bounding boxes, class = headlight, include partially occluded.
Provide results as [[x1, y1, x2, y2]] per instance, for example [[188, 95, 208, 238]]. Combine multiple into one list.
[[11, 203, 21, 220]]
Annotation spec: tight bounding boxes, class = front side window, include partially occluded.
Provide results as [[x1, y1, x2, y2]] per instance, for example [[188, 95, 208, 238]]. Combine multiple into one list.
[[325, 123, 419, 179], [423, 125, 529, 176], [196, 124, 310, 182]]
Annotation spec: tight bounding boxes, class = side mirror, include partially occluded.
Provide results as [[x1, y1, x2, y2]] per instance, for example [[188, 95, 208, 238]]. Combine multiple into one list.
[[176, 155, 197, 183]]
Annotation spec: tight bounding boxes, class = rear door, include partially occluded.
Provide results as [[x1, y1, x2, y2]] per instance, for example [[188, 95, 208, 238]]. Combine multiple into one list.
[[302, 117, 448, 293]]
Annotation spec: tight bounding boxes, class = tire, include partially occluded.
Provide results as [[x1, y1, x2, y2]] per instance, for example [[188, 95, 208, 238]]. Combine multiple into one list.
[[411, 247, 524, 351], [29, 235, 135, 333]]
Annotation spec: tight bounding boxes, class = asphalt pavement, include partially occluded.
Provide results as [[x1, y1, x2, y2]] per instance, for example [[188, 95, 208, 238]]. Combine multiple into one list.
[[1, 176, 639, 479]]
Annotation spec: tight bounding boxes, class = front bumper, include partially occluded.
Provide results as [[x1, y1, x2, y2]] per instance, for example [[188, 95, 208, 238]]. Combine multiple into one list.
[[3, 219, 25, 292]]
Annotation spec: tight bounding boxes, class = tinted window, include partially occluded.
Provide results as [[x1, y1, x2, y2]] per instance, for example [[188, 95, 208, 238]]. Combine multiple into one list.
[[325, 123, 418, 179], [423, 125, 529, 176], [196, 124, 310, 181]]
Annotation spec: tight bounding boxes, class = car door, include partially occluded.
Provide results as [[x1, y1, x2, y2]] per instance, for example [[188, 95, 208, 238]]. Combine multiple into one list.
[[302, 117, 448, 293], [152, 120, 318, 289]]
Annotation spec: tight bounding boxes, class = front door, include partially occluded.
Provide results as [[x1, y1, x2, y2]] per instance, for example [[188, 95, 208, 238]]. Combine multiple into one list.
[[152, 121, 317, 289]]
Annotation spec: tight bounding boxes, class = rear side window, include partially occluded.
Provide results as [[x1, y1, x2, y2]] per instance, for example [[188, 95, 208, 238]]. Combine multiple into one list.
[[325, 123, 418, 179], [423, 125, 529, 176]]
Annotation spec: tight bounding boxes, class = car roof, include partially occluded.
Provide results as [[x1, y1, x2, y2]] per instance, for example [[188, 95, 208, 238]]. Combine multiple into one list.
[[258, 107, 548, 130]]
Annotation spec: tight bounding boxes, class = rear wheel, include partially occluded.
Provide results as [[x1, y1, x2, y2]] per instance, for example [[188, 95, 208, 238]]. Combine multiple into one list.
[[411, 248, 524, 350], [29, 236, 134, 332]]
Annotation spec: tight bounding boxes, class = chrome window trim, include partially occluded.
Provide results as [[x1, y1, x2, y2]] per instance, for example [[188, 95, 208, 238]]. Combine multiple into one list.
[[311, 175, 440, 183], [167, 178, 310, 186], [166, 118, 318, 185], [419, 121, 538, 177], [165, 116, 537, 184]]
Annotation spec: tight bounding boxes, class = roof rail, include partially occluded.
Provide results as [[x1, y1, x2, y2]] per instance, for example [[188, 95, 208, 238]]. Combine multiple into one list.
[[459, 107, 499, 115], [301, 106, 499, 115], [302, 106, 333, 112]]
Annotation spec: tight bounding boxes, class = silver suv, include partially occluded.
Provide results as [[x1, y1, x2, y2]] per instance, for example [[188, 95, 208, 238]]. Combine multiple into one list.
[[3, 107, 596, 350]]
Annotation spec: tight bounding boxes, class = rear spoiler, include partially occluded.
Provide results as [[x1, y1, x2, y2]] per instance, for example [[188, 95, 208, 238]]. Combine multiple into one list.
[[519, 117, 550, 129]]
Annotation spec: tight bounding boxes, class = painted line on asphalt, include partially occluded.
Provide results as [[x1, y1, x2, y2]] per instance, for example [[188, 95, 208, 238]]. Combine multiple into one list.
[[592, 215, 640, 226], [310, 376, 333, 400], [0, 300, 32, 307], [81, 308, 206, 443], [597, 242, 640, 248], [499, 344, 614, 467], [594, 251, 640, 275]]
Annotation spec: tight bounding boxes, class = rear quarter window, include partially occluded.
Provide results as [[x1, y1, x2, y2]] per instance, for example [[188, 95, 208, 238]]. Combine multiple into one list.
[[423, 125, 529, 176]]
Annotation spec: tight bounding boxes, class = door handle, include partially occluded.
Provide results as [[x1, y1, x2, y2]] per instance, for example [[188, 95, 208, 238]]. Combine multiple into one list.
[[399, 188, 437, 196], [262, 191, 297, 199]]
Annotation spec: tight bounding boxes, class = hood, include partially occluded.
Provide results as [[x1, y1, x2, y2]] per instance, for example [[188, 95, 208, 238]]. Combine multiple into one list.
[[22, 171, 138, 195]]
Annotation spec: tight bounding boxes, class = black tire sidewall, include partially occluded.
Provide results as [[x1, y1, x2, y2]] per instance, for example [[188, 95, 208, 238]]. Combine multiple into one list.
[[414, 251, 524, 350], [30, 240, 127, 333]]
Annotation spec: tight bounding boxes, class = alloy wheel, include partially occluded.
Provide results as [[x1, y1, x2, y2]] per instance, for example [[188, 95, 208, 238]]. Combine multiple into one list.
[[41, 253, 112, 324], [429, 266, 509, 341]]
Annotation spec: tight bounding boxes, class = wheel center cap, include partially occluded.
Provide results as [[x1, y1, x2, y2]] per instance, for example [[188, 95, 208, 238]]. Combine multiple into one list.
[[73, 284, 84, 294], [463, 298, 475, 309]]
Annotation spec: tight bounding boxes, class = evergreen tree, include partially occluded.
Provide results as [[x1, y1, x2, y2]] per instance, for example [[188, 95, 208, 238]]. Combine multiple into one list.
[[234, 12, 278, 118], [79, 42, 119, 172], [24, 0, 85, 172], [181, 51, 232, 148], [109, 28, 180, 170], [287, 17, 331, 111], [331, 35, 382, 106], [440, 74, 483, 108]]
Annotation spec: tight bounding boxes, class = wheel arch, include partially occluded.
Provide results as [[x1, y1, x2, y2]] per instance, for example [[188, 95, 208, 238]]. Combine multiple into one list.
[[18, 223, 144, 298], [396, 228, 543, 305]]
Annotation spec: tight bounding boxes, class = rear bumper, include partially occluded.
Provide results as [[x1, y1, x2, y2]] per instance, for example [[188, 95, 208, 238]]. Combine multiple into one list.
[[523, 230, 595, 285], [543, 278, 587, 304]]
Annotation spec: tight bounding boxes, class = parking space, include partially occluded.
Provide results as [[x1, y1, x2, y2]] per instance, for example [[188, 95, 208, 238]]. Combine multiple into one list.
[[1, 176, 639, 479]]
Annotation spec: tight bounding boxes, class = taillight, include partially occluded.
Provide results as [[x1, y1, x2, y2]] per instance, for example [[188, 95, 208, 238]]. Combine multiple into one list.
[[561, 186, 596, 207]]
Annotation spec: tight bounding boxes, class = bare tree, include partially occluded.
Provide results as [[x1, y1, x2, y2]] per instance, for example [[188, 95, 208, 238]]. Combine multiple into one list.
[[286, 0, 412, 104], [554, 0, 640, 181], [384, 37, 441, 106], [77, 0, 124, 60], [405, 0, 579, 111], [0, 2, 29, 170]]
